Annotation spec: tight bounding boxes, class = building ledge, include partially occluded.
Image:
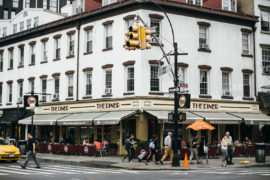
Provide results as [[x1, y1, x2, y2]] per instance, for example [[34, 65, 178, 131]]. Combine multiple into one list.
[[102, 94, 112, 97], [150, 43, 164, 47], [241, 54, 253, 58], [7, 68, 13, 71], [17, 102, 23, 104], [40, 61, 48, 64], [123, 92, 135, 96], [29, 63, 35, 66], [261, 30, 270, 35], [66, 55, 75, 59], [53, 58, 61, 61], [149, 92, 164, 96], [198, 48, 211, 53], [6, 103, 12, 105], [66, 98, 74, 101], [82, 96, 92, 99], [17, 65, 24, 69], [243, 97, 254, 101], [83, 51, 93, 55], [39, 100, 47, 103], [221, 96, 234, 99], [199, 95, 212, 99], [52, 99, 60, 102], [102, 48, 113, 52]]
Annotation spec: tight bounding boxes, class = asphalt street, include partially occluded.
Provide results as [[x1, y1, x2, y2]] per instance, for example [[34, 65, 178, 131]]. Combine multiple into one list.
[[0, 161, 269, 180]]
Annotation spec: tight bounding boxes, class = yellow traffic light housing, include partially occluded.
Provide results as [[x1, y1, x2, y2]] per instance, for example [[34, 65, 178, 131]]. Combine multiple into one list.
[[125, 24, 140, 50]]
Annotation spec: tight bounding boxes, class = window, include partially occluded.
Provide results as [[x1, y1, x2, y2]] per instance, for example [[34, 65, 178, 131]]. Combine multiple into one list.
[[262, 46, 270, 73], [30, 44, 35, 64], [18, 82, 23, 100], [242, 33, 249, 54], [25, 0, 30, 8], [200, 70, 209, 95], [41, 79, 47, 101], [261, 11, 270, 31], [27, 19, 31, 29], [11, 11, 15, 18], [0, 84, 2, 104], [150, 18, 160, 42], [178, 67, 187, 84], [105, 24, 112, 49], [13, 0, 19, 8], [50, 0, 57, 12], [105, 69, 112, 94], [68, 35, 75, 56], [85, 30, 93, 53], [126, 66, 134, 92], [55, 39, 60, 59], [54, 77, 60, 98], [19, 46, 24, 66], [243, 74, 251, 97], [223, 0, 228, 10], [195, 0, 201, 5], [20, 21, 24, 32], [34, 17, 39, 27], [3, 10, 8, 20], [3, 27, 7, 37], [42, 41, 48, 62], [0, 52, 3, 71], [8, 84, 12, 103], [199, 26, 209, 49], [231, 0, 236, 12], [9, 50, 14, 69], [150, 65, 159, 91], [13, 24, 17, 34], [126, 19, 134, 30], [43, 0, 47, 9], [0, 0, 3, 6], [187, 0, 193, 4], [29, 80, 35, 93], [103, 0, 116, 6], [67, 75, 73, 97], [222, 72, 231, 96], [85, 72, 92, 95]]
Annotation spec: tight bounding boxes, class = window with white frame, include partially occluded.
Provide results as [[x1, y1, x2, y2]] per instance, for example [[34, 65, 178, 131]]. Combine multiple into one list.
[[25, 0, 30, 8], [0, 52, 3, 71], [54, 77, 60, 98], [42, 41, 48, 62], [223, 0, 228, 10], [261, 11, 270, 31], [150, 18, 160, 43], [41, 79, 47, 101], [231, 0, 236, 12], [34, 17, 39, 27], [199, 26, 209, 49], [150, 65, 159, 91], [186, 0, 201, 5], [43, 0, 47, 9], [3, 10, 8, 20], [200, 70, 209, 95], [223, 0, 236, 11], [29, 80, 34, 93], [68, 34, 75, 56], [54, 38, 61, 59], [85, 72, 92, 95], [104, 69, 112, 94], [104, 24, 112, 49], [27, 19, 31, 29], [11, 11, 15, 18], [0, 84, 2, 104], [262, 46, 270, 73], [20, 21, 24, 32], [19, 46, 24, 66], [50, 0, 57, 12], [242, 33, 250, 55], [187, 0, 193, 4], [126, 18, 134, 30], [103, 0, 116, 6], [8, 83, 12, 103], [3, 27, 7, 36], [85, 30, 93, 53], [243, 74, 251, 97], [126, 66, 134, 92], [8, 50, 14, 69], [30, 44, 35, 64], [13, 24, 17, 34], [18, 82, 23, 101], [222, 72, 231, 96], [67, 75, 74, 97], [13, 0, 19, 8]]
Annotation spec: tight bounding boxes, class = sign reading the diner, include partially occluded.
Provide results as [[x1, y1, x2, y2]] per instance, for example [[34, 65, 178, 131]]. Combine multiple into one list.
[[96, 103, 120, 109], [51, 106, 69, 112], [192, 103, 219, 110]]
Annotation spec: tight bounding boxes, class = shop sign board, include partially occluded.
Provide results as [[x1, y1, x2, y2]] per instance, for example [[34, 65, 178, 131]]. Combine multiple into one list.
[[24, 95, 38, 108]]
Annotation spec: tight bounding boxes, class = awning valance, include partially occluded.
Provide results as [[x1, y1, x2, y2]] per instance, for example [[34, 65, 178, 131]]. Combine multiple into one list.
[[192, 112, 243, 124], [228, 112, 270, 125], [57, 112, 106, 126], [18, 114, 70, 125], [94, 111, 136, 125]]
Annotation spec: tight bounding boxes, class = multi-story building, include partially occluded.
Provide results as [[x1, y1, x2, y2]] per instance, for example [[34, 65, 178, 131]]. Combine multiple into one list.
[[0, 0, 269, 154]]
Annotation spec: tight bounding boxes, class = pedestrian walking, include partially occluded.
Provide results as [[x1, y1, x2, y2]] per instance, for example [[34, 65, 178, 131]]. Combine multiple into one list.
[[221, 136, 228, 167], [145, 135, 158, 165], [21, 133, 41, 169], [189, 134, 199, 164], [224, 131, 234, 165], [160, 132, 173, 165], [198, 136, 208, 164], [122, 134, 135, 163]]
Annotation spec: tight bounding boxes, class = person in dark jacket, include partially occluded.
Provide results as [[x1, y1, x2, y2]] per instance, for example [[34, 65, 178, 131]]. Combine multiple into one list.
[[122, 134, 135, 163], [198, 136, 208, 164], [145, 135, 158, 165]]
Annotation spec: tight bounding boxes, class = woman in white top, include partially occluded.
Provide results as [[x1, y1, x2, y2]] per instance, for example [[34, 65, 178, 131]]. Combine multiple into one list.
[[221, 137, 228, 167]]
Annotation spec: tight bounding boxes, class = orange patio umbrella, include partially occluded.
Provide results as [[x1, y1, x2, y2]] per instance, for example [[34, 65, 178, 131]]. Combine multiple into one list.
[[186, 119, 215, 131]]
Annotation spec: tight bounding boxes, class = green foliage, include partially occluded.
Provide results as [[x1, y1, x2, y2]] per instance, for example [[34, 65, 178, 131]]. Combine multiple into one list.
[[136, 140, 149, 149], [109, 143, 118, 149]]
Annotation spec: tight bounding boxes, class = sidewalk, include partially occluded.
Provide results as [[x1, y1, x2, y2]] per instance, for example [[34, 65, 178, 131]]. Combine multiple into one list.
[[21, 153, 270, 170]]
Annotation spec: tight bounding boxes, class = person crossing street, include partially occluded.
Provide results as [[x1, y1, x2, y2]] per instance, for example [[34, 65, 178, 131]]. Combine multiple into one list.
[[160, 132, 173, 165]]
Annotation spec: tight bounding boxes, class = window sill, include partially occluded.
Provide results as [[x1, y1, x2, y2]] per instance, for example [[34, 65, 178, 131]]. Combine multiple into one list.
[[102, 48, 113, 52], [17, 101, 23, 105], [199, 95, 212, 99], [40, 61, 48, 64], [150, 43, 164, 47], [66, 98, 74, 101], [221, 96, 234, 100], [242, 97, 254, 101], [123, 92, 135, 96], [52, 99, 60, 102], [7, 68, 13, 71], [149, 92, 164, 96], [241, 54, 253, 58], [17, 65, 24, 69], [102, 94, 112, 97], [66, 55, 75, 59], [83, 51, 93, 55], [29, 63, 35, 66], [198, 48, 211, 53], [82, 96, 92, 99], [6, 103, 12, 105], [53, 58, 61, 61], [262, 72, 270, 76], [261, 30, 270, 35]]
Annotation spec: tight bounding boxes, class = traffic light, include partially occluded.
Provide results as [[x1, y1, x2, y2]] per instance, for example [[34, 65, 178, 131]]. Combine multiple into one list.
[[179, 112, 186, 122], [139, 27, 151, 50], [125, 24, 140, 50]]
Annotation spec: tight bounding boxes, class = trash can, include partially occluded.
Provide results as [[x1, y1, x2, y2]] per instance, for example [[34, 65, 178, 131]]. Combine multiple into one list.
[[18, 140, 27, 155], [255, 143, 266, 163]]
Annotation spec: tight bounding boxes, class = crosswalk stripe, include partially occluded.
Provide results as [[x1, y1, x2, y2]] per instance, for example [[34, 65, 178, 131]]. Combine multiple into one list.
[[0, 172, 8, 176], [47, 165, 121, 174], [42, 166, 99, 174], [0, 168, 30, 175], [260, 174, 270, 176]]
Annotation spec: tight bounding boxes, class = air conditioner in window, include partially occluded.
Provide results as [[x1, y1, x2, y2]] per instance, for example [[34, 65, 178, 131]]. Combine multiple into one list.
[[263, 66, 270, 74], [201, 44, 208, 49], [225, 91, 231, 96], [42, 95, 46, 101], [53, 94, 59, 99], [17, 97, 23, 102], [70, 50, 74, 55], [105, 88, 112, 94]]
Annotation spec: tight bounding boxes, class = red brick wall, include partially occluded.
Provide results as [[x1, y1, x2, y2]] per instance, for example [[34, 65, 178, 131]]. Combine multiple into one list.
[[85, 0, 102, 11], [203, 0, 222, 9]]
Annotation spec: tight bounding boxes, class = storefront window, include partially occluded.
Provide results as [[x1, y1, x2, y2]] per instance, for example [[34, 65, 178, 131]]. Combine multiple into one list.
[[68, 127, 75, 144], [80, 126, 87, 144], [89, 126, 94, 143], [40, 126, 52, 143], [122, 119, 136, 145], [104, 125, 112, 143], [97, 126, 102, 142], [148, 119, 159, 140], [61, 126, 67, 144]]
